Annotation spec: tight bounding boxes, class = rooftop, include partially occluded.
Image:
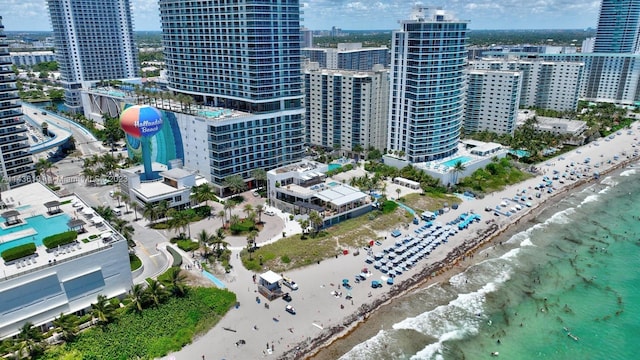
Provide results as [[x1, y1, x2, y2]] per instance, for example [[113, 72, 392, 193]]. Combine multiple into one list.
[[0, 183, 125, 281]]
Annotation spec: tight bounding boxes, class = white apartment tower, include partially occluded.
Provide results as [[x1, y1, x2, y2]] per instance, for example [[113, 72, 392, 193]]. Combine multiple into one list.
[[304, 63, 389, 154], [469, 58, 584, 112], [465, 70, 522, 135], [46, 0, 140, 112], [388, 7, 468, 163]]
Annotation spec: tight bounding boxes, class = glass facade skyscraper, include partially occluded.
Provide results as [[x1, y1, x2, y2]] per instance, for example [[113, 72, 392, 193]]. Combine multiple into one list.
[[159, 0, 305, 186], [47, 0, 139, 112], [594, 0, 640, 53], [388, 7, 468, 163]]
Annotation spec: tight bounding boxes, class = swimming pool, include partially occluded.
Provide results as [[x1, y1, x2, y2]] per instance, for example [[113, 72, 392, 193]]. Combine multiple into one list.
[[328, 164, 342, 171], [441, 156, 472, 168], [0, 214, 72, 254], [510, 149, 531, 158], [327, 181, 339, 187]]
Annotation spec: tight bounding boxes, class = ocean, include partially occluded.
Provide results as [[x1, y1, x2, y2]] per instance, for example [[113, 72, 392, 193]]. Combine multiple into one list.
[[314, 165, 640, 360]]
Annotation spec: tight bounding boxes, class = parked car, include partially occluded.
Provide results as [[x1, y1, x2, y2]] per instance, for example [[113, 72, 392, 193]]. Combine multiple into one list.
[[285, 305, 296, 315], [282, 293, 292, 302], [282, 276, 299, 290], [264, 210, 276, 216]]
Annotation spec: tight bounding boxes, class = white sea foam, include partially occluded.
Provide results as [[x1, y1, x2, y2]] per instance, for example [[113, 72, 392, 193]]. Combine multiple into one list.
[[620, 169, 636, 177], [582, 194, 600, 204], [544, 207, 576, 225], [410, 329, 467, 360], [600, 176, 618, 187], [599, 186, 611, 194], [501, 248, 521, 260], [339, 329, 388, 360], [520, 237, 535, 247]]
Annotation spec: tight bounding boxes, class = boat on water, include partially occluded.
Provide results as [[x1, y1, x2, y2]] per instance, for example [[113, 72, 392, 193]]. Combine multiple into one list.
[[568, 333, 579, 341]]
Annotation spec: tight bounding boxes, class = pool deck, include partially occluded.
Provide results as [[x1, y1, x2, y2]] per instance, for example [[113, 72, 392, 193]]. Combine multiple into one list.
[[0, 183, 123, 281]]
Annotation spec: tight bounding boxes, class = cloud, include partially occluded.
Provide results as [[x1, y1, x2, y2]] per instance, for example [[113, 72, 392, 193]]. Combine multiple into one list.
[[2, 0, 601, 32]]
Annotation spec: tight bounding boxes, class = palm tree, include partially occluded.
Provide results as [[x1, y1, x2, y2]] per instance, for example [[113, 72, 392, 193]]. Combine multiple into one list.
[[223, 174, 247, 196], [298, 218, 310, 238], [113, 191, 123, 208], [255, 204, 264, 224], [196, 229, 214, 256], [191, 183, 217, 207], [246, 229, 258, 260], [91, 294, 114, 327], [146, 279, 166, 307], [35, 158, 54, 184], [112, 218, 135, 246], [229, 214, 241, 228], [308, 210, 323, 237], [52, 313, 79, 342], [155, 200, 170, 222], [251, 168, 267, 190], [243, 204, 254, 218], [223, 202, 235, 225], [395, 188, 401, 200], [15, 322, 43, 359], [131, 201, 142, 221], [143, 202, 159, 223], [451, 160, 466, 185], [94, 206, 115, 224], [217, 209, 226, 227], [211, 228, 229, 256], [121, 193, 130, 214], [126, 284, 147, 313], [166, 267, 188, 297]]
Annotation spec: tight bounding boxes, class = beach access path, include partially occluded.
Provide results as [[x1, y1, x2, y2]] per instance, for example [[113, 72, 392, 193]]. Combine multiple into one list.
[[164, 128, 640, 360]]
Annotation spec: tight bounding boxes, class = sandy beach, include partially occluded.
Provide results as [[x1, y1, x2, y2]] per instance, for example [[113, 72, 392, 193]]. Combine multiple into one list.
[[163, 127, 640, 360]]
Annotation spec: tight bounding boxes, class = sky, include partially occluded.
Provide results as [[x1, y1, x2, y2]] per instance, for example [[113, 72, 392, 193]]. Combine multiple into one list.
[[2, 0, 601, 32]]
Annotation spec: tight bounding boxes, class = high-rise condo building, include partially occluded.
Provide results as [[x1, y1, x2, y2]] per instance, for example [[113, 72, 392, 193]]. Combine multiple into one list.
[[469, 58, 584, 112], [388, 7, 468, 163], [464, 70, 522, 135], [0, 17, 35, 187], [46, 0, 139, 112], [159, 0, 305, 188], [302, 43, 389, 70], [593, 0, 640, 53], [303, 63, 389, 154]]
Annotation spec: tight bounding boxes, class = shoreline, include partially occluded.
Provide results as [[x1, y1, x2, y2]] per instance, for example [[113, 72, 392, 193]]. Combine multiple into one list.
[[281, 148, 640, 360]]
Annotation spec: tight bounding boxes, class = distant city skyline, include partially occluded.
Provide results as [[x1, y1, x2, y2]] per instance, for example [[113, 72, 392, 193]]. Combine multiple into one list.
[[3, 0, 601, 32]]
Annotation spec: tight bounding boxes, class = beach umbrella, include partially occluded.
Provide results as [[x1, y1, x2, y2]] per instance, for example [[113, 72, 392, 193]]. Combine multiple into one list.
[[342, 279, 349, 285]]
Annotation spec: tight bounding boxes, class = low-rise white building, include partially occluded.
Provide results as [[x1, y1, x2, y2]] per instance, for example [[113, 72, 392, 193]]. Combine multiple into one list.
[[0, 183, 132, 338], [119, 162, 203, 210], [267, 160, 372, 227]]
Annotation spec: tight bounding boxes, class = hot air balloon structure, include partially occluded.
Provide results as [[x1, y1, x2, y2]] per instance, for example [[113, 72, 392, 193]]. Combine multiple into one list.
[[120, 105, 163, 180]]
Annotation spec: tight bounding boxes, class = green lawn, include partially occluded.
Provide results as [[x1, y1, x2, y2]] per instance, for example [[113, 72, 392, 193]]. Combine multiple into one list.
[[241, 207, 411, 272]]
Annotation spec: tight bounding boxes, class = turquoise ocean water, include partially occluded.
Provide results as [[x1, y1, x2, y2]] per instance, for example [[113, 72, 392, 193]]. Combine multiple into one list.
[[315, 165, 640, 360]]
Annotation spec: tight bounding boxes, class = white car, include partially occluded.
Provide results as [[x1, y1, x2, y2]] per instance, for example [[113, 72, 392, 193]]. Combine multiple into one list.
[[264, 210, 276, 216]]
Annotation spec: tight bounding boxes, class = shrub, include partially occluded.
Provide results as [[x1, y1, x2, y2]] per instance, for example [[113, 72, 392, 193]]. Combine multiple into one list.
[[281, 255, 291, 264], [89, 234, 98, 239], [381, 200, 398, 214], [166, 246, 183, 267], [193, 205, 211, 218], [230, 219, 255, 233], [2, 243, 37, 262], [176, 239, 199, 252], [129, 253, 142, 271], [43, 231, 78, 249], [44, 288, 237, 360]]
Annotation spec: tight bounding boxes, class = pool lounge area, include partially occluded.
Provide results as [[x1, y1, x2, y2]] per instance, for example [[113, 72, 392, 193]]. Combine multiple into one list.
[[0, 214, 72, 254]]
